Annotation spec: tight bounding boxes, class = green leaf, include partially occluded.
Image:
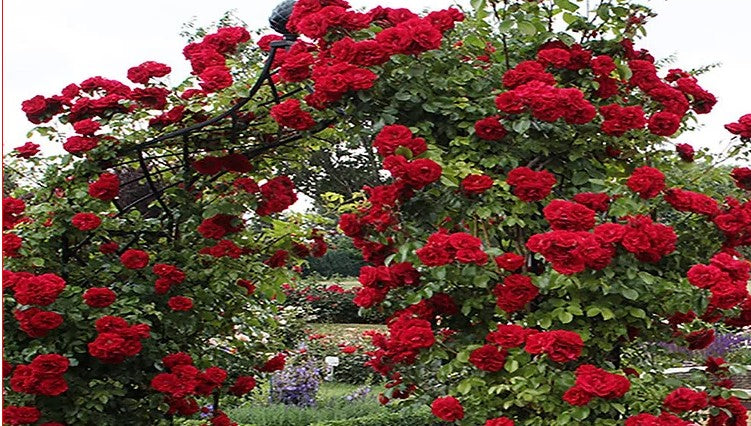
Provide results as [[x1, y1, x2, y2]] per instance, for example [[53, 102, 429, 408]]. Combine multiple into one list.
[[471, 0, 486, 13], [600, 308, 615, 320], [517, 21, 537, 36], [558, 311, 574, 324], [554, 0, 579, 12], [504, 358, 519, 373], [622, 288, 639, 300], [586, 307, 600, 317]]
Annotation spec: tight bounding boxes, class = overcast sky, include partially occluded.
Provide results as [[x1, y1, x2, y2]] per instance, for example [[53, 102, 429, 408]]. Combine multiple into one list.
[[3, 0, 751, 156]]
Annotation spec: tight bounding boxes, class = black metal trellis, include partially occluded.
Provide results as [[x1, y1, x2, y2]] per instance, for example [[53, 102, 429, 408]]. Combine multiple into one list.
[[105, 1, 322, 241]]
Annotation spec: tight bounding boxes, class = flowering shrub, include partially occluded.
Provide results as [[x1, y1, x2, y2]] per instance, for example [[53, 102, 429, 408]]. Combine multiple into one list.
[[316, 1, 748, 425]]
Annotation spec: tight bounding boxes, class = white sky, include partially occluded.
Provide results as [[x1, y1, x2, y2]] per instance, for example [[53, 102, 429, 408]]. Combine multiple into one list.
[[3, 0, 751, 157]]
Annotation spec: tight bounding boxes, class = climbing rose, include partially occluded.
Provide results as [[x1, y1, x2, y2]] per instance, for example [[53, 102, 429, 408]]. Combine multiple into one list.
[[506, 167, 557, 202], [626, 166, 665, 199], [71, 212, 101, 231], [120, 249, 150, 269], [493, 274, 539, 313], [14, 142, 40, 158], [663, 388, 708, 412], [461, 174, 494, 194], [270, 99, 315, 130], [431, 396, 464, 421], [525, 330, 584, 362], [485, 418, 514, 426], [167, 296, 194, 311], [469, 344, 508, 372], [83, 288, 116, 308], [88, 173, 120, 200], [474, 116, 507, 140]]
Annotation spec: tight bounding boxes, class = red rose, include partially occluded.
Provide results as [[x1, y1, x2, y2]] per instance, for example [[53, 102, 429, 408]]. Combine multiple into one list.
[[626, 166, 665, 199], [562, 386, 592, 406], [88, 173, 120, 200], [494, 253, 525, 271], [29, 354, 69, 377], [685, 329, 715, 350], [506, 167, 557, 202], [431, 396, 464, 421], [71, 212, 101, 231], [199, 66, 233, 92], [120, 249, 150, 269], [676, 143, 695, 162], [486, 324, 533, 348], [525, 330, 583, 362], [404, 158, 442, 189], [485, 417, 515, 426], [542, 199, 596, 231], [99, 241, 120, 254], [258, 354, 286, 372], [228, 376, 256, 396], [664, 387, 708, 412], [167, 296, 194, 311], [72, 119, 100, 135], [725, 113, 751, 138], [2, 406, 41, 425], [493, 274, 539, 313], [193, 156, 223, 175], [469, 344, 507, 372], [14, 273, 66, 306], [574, 364, 630, 399], [14, 142, 40, 158], [474, 116, 507, 141], [648, 111, 681, 136], [83, 287, 116, 308], [271, 99, 315, 131], [731, 167, 751, 190], [127, 61, 171, 84], [461, 174, 494, 194], [572, 192, 611, 212], [63, 136, 98, 154]]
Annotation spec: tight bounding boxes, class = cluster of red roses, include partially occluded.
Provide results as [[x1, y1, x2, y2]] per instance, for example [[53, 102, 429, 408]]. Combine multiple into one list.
[[489, 39, 716, 144], [87, 316, 151, 363], [193, 153, 254, 175], [687, 252, 750, 311], [151, 352, 241, 416], [365, 314, 436, 374], [82, 287, 116, 308], [353, 262, 420, 308], [265, 1, 463, 129], [625, 385, 746, 425], [562, 364, 631, 406], [197, 214, 244, 239], [713, 192, 751, 249], [492, 274, 539, 313], [88, 172, 120, 200], [9, 354, 69, 397], [183, 27, 250, 92], [505, 166, 557, 202], [1, 405, 57, 426], [198, 239, 245, 259], [416, 230, 489, 267], [725, 113, 751, 139], [70, 212, 101, 231], [153, 263, 187, 295], [256, 175, 298, 216], [3, 197, 27, 258]]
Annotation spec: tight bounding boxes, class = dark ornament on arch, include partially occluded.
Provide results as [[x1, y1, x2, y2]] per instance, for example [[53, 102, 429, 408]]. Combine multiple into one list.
[[269, 0, 298, 39]]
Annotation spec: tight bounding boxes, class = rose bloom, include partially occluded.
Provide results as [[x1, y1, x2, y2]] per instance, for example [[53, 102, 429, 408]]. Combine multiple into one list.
[[120, 249, 150, 269], [71, 212, 101, 231], [83, 287, 117, 308], [663, 387, 708, 412], [461, 174, 494, 194], [469, 344, 507, 372], [14, 142, 40, 158], [626, 166, 665, 199], [485, 417, 515, 426], [474, 116, 508, 140], [167, 296, 194, 311], [431, 396, 464, 421]]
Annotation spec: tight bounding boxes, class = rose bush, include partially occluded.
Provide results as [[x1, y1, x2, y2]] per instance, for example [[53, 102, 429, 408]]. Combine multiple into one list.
[[285, 0, 747, 425], [4, 0, 751, 425]]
